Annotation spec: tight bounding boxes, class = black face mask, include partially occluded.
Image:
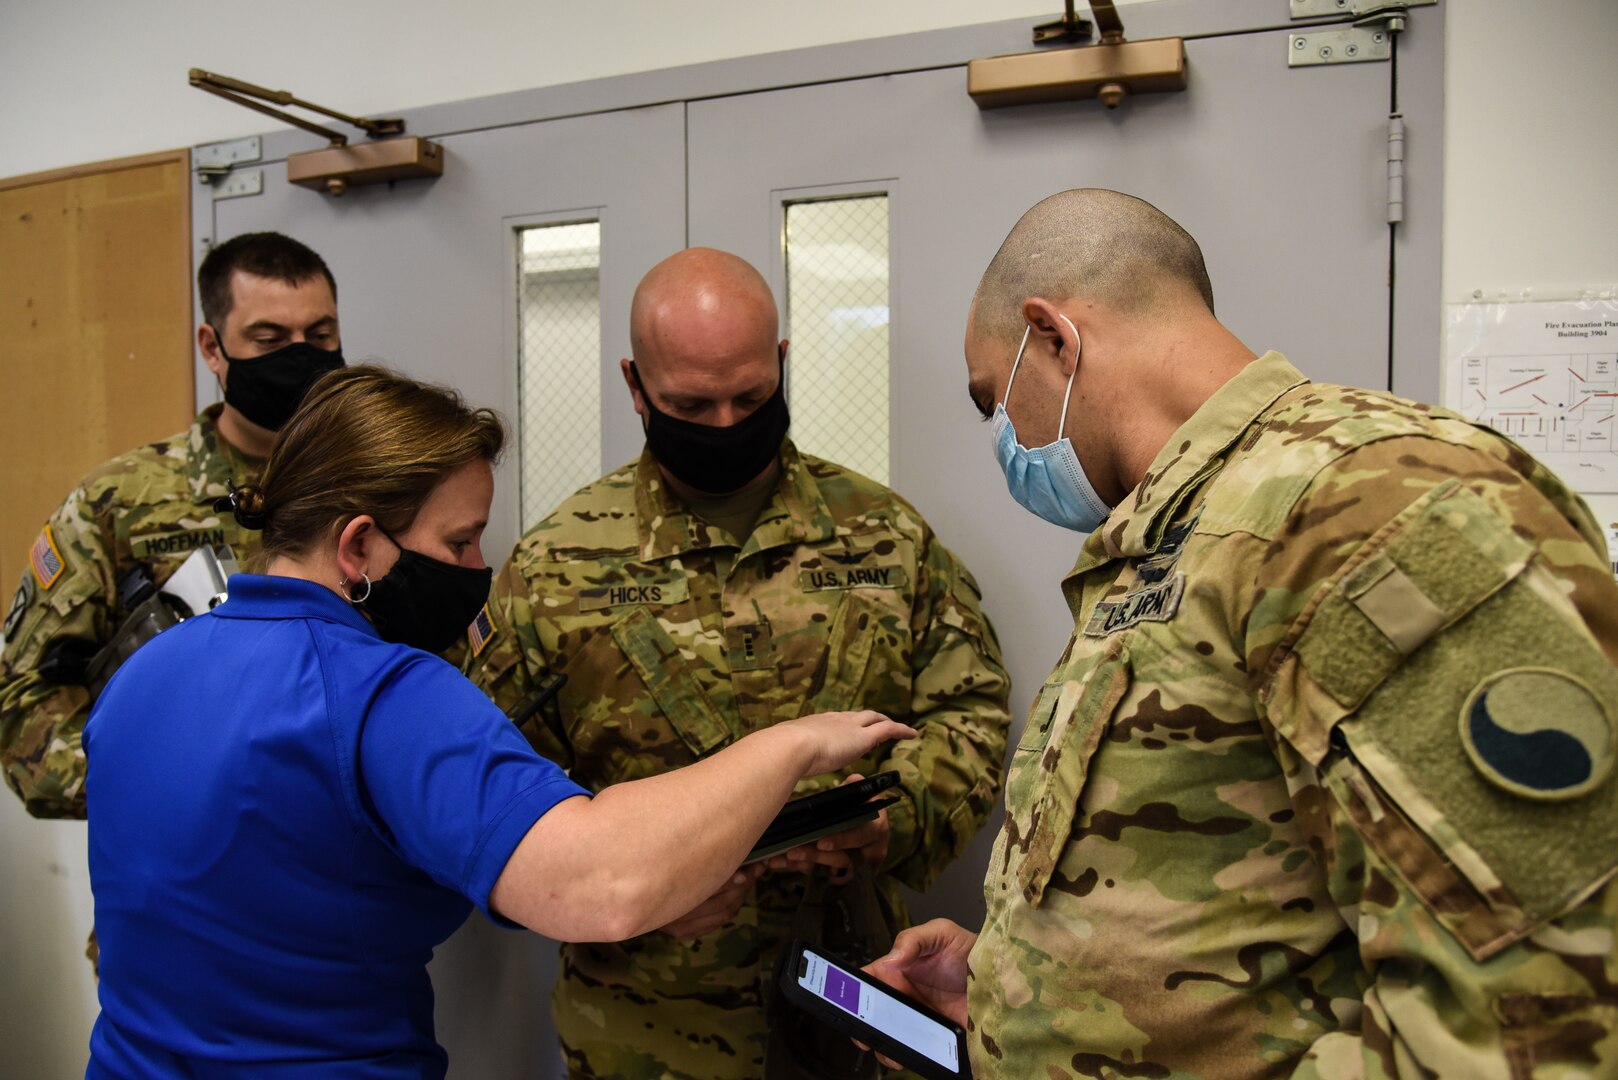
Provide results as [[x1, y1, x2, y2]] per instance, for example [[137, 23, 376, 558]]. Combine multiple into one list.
[[360, 530, 492, 655], [631, 353, 791, 495], [214, 334, 345, 432]]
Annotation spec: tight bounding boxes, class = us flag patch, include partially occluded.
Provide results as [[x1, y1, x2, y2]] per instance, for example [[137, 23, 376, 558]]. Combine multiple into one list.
[[30, 525, 64, 590], [467, 603, 497, 657]]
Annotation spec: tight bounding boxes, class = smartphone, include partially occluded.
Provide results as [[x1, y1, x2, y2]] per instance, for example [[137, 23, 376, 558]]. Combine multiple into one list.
[[779, 940, 972, 1080], [745, 772, 902, 864]]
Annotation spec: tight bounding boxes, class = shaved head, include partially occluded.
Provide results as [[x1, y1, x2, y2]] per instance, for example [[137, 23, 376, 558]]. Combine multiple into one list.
[[619, 247, 787, 458], [631, 247, 778, 368], [970, 189, 1214, 344]]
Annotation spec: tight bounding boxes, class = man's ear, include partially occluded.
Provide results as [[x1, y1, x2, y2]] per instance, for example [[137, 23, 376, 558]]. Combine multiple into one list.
[[620, 358, 648, 419], [198, 323, 228, 384], [1021, 298, 1079, 375]]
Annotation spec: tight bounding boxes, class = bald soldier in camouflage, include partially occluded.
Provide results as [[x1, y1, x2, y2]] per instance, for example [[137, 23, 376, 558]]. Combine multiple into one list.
[[466, 248, 1011, 1079], [865, 189, 1618, 1079], [1, 232, 342, 820]]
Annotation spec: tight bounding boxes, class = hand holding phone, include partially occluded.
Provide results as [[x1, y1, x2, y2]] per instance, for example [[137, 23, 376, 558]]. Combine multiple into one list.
[[863, 919, 975, 1029], [780, 940, 972, 1080]]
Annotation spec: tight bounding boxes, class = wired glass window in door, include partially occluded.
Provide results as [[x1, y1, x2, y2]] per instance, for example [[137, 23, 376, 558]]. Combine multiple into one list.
[[784, 195, 890, 485], [517, 221, 602, 527]]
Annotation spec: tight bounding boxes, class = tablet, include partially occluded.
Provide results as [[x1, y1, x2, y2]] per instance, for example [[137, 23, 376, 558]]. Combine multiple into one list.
[[745, 797, 897, 863], [744, 772, 902, 864], [779, 940, 971, 1080]]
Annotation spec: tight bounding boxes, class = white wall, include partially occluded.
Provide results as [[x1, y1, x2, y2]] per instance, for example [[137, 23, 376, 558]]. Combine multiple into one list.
[[3, 1, 1615, 1077], [1443, 0, 1618, 530], [0, 0, 1061, 181]]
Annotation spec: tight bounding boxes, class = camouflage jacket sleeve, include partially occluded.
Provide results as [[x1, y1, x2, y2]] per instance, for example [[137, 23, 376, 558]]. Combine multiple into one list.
[[879, 527, 1012, 892], [0, 485, 119, 818], [1248, 435, 1618, 1079], [463, 554, 572, 770]]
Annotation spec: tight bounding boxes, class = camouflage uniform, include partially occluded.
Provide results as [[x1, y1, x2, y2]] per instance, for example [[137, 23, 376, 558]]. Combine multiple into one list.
[[1, 405, 261, 819], [968, 351, 1618, 1079], [467, 440, 1011, 1079]]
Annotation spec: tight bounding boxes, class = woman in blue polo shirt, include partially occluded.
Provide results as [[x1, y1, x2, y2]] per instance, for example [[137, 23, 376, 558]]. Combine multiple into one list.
[[83, 366, 911, 1078]]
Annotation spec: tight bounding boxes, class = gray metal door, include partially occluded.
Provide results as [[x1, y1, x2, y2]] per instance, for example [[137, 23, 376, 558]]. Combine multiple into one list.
[[180, 6, 1442, 1072], [200, 103, 686, 1079], [201, 103, 687, 558], [687, 0, 1442, 932]]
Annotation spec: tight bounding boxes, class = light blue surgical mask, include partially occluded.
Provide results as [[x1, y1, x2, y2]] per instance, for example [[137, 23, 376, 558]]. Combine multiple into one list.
[[990, 317, 1112, 533]]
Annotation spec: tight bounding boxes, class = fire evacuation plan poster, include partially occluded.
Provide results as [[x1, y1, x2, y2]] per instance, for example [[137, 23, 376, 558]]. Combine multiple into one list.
[[1447, 299, 1618, 494]]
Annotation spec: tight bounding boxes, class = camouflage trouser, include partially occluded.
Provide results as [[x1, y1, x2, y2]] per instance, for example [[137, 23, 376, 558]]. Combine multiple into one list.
[[554, 908, 773, 1080], [554, 871, 923, 1080], [555, 950, 926, 1080]]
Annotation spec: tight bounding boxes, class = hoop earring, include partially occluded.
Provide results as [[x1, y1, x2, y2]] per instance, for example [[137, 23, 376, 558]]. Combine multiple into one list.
[[341, 573, 372, 604]]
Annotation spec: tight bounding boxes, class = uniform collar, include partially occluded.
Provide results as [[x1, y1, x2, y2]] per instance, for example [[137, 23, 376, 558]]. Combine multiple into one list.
[[212, 573, 379, 637], [186, 404, 266, 505], [635, 438, 836, 562], [1070, 351, 1308, 576]]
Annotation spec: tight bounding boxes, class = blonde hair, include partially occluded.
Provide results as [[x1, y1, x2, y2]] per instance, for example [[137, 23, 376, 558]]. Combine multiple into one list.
[[252, 365, 505, 563]]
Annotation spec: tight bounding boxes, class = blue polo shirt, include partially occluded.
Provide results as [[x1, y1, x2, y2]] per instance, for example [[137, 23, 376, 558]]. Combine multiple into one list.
[[83, 574, 587, 1078]]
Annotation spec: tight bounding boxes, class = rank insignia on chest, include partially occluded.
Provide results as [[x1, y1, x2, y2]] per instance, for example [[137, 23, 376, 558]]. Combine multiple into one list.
[[578, 575, 691, 612], [1083, 571, 1186, 638], [30, 525, 65, 590]]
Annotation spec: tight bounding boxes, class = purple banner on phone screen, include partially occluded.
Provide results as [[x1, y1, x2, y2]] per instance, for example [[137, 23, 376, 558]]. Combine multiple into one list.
[[825, 967, 862, 1013]]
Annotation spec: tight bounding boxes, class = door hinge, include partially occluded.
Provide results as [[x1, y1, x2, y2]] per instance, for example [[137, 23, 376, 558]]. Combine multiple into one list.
[[1289, 0, 1435, 20], [212, 168, 264, 201], [1386, 113, 1405, 225], [1288, 0, 1435, 67], [193, 136, 262, 185]]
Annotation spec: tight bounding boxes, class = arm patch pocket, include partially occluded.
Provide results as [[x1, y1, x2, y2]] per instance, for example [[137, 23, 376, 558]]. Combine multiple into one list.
[[1272, 480, 1618, 958]]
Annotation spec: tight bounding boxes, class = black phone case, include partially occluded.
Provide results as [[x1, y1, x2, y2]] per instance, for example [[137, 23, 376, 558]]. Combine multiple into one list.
[[778, 940, 972, 1080], [764, 771, 901, 837], [745, 796, 898, 863]]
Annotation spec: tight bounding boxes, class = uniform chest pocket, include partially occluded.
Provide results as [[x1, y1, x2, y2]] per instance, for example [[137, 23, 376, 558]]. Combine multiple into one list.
[[611, 606, 731, 758], [999, 650, 1132, 908], [806, 588, 911, 716]]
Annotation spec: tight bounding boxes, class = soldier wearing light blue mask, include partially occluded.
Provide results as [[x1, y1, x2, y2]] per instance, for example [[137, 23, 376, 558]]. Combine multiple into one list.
[[991, 316, 1112, 532], [867, 187, 1618, 1080]]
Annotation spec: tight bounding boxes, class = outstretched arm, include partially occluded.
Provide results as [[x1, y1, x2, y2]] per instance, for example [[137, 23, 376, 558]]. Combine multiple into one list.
[[491, 709, 917, 941]]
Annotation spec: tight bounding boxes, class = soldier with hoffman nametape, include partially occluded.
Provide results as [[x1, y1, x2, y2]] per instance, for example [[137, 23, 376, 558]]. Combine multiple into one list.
[[466, 248, 1012, 1080], [1, 233, 343, 833]]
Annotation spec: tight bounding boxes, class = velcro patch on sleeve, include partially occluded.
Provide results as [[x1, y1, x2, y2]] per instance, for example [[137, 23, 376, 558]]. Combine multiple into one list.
[[29, 525, 65, 590], [1268, 479, 1618, 955], [1459, 668, 1615, 802], [467, 603, 497, 658], [1294, 480, 1533, 714], [1324, 559, 1618, 953], [1345, 555, 1447, 655]]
